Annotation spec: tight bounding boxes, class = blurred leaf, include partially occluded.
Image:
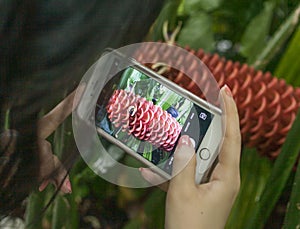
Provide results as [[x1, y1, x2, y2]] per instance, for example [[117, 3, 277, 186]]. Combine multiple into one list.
[[158, 90, 181, 110], [123, 153, 144, 168], [144, 189, 166, 228], [123, 218, 143, 229], [184, 0, 223, 12], [4, 109, 9, 129], [82, 216, 101, 229], [252, 2, 300, 69], [150, 0, 183, 41], [74, 180, 90, 201], [275, 26, 300, 86], [225, 148, 272, 229], [283, 153, 300, 228], [51, 195, 70, 229], [53, 114, 65, 158], [177, 11, 214, 51], [134, 79, 156, 98], [146, 80, 159, 100], [245, 109, 300, 228], [119, 67, 134, 89], [25, 192, 45, 229], [67, 190, 80, 229], [240, 1, 275, 63], [118, 187, 144, 208], [214, 0, 266, 43], [72, 165, 107, 200]]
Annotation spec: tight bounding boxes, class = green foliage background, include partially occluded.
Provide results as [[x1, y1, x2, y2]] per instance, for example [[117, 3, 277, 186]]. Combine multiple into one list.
[[22, 0, 300, 228]]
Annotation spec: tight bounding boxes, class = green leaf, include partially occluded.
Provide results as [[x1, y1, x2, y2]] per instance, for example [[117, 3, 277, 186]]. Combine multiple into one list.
[[53, 115, 65, 158], [225, 148, 272, 229], [274, 27, 300, 86], [245, 109, 300, 228], [252, 2, 300, 69], [159, 90, 181, 111], [134, 79, 156, 98], [146, 80, 159, 100], [177, 11, 214, 51], [67, 187, 80, 229], [283, 154, 300, 228], [240, 1, 275, 63], [52, 196, 70, 229], [4, 109, 10, 129], [123, 218, 143, 229], [119, 67, 134, 89], [144, 189, 166, 228], [25, 192, 46, 229], [149, 0, 183, 41], [184, 0, 223, 12], [215, 0, 266, 43]]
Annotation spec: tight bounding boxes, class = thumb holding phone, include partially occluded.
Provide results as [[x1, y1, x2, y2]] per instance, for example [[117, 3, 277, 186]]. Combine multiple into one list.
[[154, 85, 241, 229]]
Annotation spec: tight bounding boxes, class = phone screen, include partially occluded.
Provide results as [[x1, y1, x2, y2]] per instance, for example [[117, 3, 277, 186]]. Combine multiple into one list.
[[95, 63, 214, 174]]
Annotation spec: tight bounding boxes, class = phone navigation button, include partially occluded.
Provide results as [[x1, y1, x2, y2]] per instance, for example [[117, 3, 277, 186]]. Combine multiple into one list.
[[199, 148, 210, 160]]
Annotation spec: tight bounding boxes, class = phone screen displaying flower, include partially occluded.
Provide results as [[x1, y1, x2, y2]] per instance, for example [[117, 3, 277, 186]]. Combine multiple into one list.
[[95, 65, 213, 174]]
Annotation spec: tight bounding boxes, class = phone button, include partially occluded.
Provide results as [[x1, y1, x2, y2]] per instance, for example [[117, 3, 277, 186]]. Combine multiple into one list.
[[199, 148, 210, 160]]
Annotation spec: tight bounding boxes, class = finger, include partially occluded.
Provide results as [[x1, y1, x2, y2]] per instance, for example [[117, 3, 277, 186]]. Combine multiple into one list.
[[211, 85, 241, 181], [38, 155, 72, 194], [38, 84, 85, 139], [170, 135, 196, 188], [61, 176, 72, 194], [38, 139, 72, 193], [139, 167, 169, 192], [38, 139, 56, 179], [52, 155, 72, 194], [38, 180, 50, 192], [39, 175, 72, 194]]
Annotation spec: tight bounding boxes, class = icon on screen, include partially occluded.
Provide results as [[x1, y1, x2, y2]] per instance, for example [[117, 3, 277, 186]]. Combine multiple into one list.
[[199, 112, 207, 120]]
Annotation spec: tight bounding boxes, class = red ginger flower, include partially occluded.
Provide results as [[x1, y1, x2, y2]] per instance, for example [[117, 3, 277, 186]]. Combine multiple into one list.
[[106, 89, 182, 152], [134, 43, 300, 158]]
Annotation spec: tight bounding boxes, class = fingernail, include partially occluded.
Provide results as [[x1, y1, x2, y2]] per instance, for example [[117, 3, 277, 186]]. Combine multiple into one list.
[[179, 135, 191, 147], [38, 180, 49, 192], [223, 84, 232, 97], [65, 179, 72, 193], [190, 138, 196, 148]]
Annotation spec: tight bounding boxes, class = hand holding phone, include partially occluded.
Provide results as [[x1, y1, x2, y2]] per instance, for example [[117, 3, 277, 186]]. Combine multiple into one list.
[[76, 49, 223, 184], [163, 86, 241, 228]]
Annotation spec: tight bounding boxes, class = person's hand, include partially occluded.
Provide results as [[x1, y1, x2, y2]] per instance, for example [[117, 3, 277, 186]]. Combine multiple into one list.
[[37, 84, 85, 193], [141, 85, 241, 229]]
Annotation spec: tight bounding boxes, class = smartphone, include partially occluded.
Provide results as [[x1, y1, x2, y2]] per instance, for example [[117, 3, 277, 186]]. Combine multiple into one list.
[[77, 50, 223, 184]]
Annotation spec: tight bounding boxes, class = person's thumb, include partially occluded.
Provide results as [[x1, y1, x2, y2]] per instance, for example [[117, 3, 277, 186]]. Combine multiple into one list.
[[170, 135, 196, 187]]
